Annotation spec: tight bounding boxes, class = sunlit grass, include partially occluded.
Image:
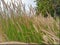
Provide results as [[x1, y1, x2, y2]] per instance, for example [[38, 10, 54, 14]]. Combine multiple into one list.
[[0, 0, 60, 44]]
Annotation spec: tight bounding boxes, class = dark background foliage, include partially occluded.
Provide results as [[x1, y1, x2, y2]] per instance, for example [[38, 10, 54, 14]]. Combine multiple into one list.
[[35, 0, 60, 17]]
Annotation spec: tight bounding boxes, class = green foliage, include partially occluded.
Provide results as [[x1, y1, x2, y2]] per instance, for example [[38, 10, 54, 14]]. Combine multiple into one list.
[[35, 0, 60, 17]]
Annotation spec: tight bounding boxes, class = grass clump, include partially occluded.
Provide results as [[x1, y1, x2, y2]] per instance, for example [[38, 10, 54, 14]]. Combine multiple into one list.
[[0, 0, 60, 44]]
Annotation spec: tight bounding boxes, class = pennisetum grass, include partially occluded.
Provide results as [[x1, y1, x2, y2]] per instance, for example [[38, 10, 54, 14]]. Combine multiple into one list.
[[0, 0, 60, 44]]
